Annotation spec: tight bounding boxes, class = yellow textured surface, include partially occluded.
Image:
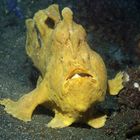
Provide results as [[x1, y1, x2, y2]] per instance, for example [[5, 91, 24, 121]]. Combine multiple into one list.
[[108, 72, 124, 95], [0, 4, 124, 128]]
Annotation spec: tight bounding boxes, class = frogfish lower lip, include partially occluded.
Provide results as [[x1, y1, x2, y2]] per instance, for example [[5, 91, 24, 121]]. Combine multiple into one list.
[[69, 73, 93, 79], [66, 68, 94, 80]]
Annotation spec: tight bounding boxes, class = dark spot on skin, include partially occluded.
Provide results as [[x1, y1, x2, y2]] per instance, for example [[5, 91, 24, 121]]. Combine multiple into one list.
[[45, 17, 55, 29], [78, 40, 81, 47], [59, 57, 64, 63], [34, 25, 42, 47], [82, 57, 86, 64], [87, 54, 90, 61]]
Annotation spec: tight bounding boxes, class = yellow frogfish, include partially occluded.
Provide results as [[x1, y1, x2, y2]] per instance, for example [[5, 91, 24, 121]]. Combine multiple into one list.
[[0, 4, 124, 128]]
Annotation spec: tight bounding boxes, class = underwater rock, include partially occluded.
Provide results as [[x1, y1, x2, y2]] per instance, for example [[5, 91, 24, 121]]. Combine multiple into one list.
[[118, 67, 140, 110]]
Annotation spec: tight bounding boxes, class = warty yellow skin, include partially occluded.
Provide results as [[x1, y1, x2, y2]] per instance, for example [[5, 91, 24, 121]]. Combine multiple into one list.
[[0, 4, 124, 128]]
